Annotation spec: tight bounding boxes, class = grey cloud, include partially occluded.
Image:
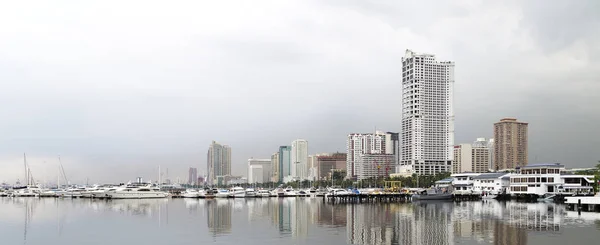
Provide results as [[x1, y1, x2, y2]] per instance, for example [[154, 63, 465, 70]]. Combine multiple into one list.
[[0, 0, 598, 183]]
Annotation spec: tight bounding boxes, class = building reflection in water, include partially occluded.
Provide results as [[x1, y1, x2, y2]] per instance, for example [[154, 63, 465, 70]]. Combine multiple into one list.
[[344, 201, 456, 245], [206, 199, 232, 236]]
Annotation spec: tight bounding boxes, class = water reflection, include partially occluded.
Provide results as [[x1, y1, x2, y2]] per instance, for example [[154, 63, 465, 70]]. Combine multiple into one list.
[[1, 197, 599, 245]]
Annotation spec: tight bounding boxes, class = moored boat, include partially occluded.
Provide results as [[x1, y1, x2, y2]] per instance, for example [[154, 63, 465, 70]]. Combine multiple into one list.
[[228, 187, 246, 198], [107, 185, 168, 199], [412, 188, 452, 201], [181, 189, 200, 198]]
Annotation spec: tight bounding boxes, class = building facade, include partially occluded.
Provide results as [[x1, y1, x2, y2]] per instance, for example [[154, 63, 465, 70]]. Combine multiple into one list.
[[271, 152, 280, 183], [188, 167, 198, 185], [278, 146, 291, 182], [356, 154, 395, 180], [452, 138, 491, 173], [493, 118, 528, 170], [247, 158, 272, 184], [346, 131, 395, 179], [315, 153, 347, 180], [291, 139, 309, 180], [400, 49, 454, 175], [207, 141, 232, 186]]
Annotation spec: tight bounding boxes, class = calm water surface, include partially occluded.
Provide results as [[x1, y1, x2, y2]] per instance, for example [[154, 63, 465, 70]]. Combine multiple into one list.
[[1, 197, 599, 245]]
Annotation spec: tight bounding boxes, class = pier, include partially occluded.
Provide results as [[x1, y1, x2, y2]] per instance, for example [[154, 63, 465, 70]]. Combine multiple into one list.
[[565, 196, 600, 212]]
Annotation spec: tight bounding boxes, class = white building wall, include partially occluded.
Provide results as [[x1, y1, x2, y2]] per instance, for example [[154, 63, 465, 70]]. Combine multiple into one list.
[[291, 139, 309, 180], [247, 158, 272, 184], [346, 132, 391, 179], [401, 49, 454, 175]]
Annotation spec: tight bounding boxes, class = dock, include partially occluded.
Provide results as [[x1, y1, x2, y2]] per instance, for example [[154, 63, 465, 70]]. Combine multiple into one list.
[[324, 193, 483, 203], [565, 195, 600, 212]]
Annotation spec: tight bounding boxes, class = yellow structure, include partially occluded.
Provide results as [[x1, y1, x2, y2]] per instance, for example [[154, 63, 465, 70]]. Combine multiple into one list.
[[384, 181, 402, 192]]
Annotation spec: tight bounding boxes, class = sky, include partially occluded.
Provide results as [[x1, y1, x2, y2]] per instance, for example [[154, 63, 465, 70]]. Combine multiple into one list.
[[0, 0, 598, 184]]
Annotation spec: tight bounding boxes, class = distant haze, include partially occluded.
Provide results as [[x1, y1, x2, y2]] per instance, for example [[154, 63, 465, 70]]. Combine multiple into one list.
[[0, 0, 598, 184]]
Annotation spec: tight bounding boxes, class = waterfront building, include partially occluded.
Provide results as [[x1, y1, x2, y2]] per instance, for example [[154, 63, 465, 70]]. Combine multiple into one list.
[[207, 141, 231, 186], [472, 172, 510, 195], [346, 131, 396, 179], [508, 163, 594, 196], [247, 158, 272, 184], [188, 167, 198, 185], [452, 138, 491, 174], [315, 153, 346, 180], [356, 154, 395, 181], [271, 152, 280, 183], [291, 139, 309, 180], [493, 118, 528, 170], [400, 49, 454, 175], [451, 173, 480, 194], [279, 146, 291, 183]]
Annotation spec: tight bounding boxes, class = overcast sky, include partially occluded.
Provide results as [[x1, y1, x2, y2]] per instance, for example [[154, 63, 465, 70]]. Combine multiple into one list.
[[0, 0, 598, 184]]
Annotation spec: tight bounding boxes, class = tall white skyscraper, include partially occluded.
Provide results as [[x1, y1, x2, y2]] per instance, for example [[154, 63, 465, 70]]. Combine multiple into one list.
[[401, 49, 454, 175], [291, 139, 308, 180], [207, 141, 231, 186]]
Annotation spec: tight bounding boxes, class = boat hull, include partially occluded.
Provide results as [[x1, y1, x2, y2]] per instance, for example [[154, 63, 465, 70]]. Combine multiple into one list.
[[108, 192, 168, 199]]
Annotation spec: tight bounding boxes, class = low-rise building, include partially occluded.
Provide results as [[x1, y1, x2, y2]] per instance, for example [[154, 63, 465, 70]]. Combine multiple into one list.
[[509, 163, 594, 196], [451, 173, 480, 194], [472, 172, 510, 195]]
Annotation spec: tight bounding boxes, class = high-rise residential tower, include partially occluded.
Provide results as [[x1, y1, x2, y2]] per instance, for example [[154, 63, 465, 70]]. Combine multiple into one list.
[[207, 141, 231, 186], [291, 139, 309, 180], [452, 138, 491, 174], [271, 152, 280, 183], [279, 146, 291, 182], [346, 131, 397, 180], [493, 118, 528, 170], [400, 49, 455, 175], [188, 167, 198, 185]]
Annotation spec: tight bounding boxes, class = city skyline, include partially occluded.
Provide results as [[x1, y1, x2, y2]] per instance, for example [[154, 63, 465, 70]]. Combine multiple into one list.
[[1, 1, 598, 183]]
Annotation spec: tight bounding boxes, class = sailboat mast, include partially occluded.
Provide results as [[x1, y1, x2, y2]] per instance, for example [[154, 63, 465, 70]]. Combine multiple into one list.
[[24, 153, 28, 186]]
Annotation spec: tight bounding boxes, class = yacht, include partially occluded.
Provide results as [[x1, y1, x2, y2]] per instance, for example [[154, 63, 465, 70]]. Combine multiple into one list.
[[81, 185, 102, 198], [257, 189, 271, 197], [283, 187, 297, 197], [90, 187, 119, 199], [64, 187, 86, 198], [228, 187, 246, 198], [325, 188, 350, 198], [275, 188, 285, 197], [107, 185, 168, 199], [11, 185, 41, 197], [182, 189, 200, 198], [245, 188, 256, 198], [38, 189, 59, 197], [201, 189, 217, 199], [296, 189, 308, 197], [215, 189, 230, 198]]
